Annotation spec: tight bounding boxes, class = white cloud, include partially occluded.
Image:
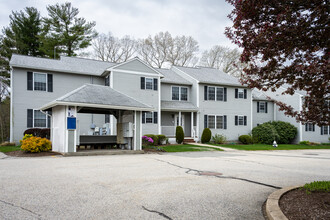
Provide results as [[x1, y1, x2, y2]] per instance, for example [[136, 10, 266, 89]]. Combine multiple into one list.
[[0, 0, 237, 52]]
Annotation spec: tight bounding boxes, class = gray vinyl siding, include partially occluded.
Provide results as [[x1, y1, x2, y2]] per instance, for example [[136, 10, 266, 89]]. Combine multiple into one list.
[[198, 84, 252, 141], [161, 83, 191, 102], [302, 126, 329, 143], [11, 67, 105, 143], [112, 70, 160, 135], [115, 59, 156, 73], [252, 101, 274, 127]]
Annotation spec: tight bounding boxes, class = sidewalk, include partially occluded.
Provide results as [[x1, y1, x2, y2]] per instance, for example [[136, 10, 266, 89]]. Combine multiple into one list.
[[187, 142, 239, 152]]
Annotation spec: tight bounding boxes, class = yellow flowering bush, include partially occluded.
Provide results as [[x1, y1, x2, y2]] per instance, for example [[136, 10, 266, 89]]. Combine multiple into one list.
[[20, 134, 52, 153]]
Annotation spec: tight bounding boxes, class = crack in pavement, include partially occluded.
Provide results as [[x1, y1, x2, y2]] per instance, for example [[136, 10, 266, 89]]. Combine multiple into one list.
[[154, 158, 281, 189], [142, 206, 172, 220], [0, 199, 42, 219]]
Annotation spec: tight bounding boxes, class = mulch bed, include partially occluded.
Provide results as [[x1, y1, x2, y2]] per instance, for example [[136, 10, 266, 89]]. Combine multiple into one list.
[[279, 188, 330, 220], [5, 150, 62, 157]]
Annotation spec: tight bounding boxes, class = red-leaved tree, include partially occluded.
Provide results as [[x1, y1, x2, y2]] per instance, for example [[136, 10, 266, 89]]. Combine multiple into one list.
[[225, 0, 329, 126]]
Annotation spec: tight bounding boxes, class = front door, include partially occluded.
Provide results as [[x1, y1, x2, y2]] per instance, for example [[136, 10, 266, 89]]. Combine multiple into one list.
[[175, 114, 185, 129]]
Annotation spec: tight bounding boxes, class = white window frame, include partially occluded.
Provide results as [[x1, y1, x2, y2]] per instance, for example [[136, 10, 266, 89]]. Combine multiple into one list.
[[306, 123, 314, 132], [207, 86, 224, 101], [171, 86, 188, 101], [145, 77, 154, 90], [145, 112, 153, 123], [216, 115, 224, 129], [238, 115, 244, 126], [259, 101, 266, 113], [322, 126, 329, 135], [33, 109, 47, 128], [238, 88, 244, 99], [216, 87, 224, 101], [33, 72, 47, 92], [207, 115, 216, 129]]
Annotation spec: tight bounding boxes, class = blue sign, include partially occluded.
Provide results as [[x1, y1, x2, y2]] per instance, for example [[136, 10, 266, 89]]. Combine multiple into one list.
[[67, 117, 76, 130]]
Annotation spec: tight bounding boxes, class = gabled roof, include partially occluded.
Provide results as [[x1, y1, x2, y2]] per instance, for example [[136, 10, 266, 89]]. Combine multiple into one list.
[[40, 84, 153, 111], [10, 54, 116, 76], [173, 66, 244, 87], [252, 89, 272, 101], [157, 68, 192, 85], [161, 101, 198, 112]]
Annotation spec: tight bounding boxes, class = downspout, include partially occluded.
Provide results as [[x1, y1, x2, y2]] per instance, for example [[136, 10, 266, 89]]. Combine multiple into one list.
[[298, 95, 303, 142]]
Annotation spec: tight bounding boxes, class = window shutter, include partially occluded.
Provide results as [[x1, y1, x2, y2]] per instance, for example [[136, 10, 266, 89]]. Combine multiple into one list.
[[153, 78, 158, 91], [47, 74, 53, 92], [321, 126, 324, 135], [140, 77, 145, 89], [27, 109, 33, 128], [27, 72, 33, 90], [312, 124, 315, 132], [244, 89, 247, 99], [224, 115, 227, 129], [305, 124, 308, 131], [224, 88, 227, 102], [265, 102, 268, 113], [142, 112, 146, 124], [204, 86, 208, 100], [244, 116, 247, 126], [204, 115, 208, 129], [235, 89, 238, 98], [235, 116, 238, 126], [257, 102, 260, 113], [105, 76, 109, 86], [153, 112, 158, 124]]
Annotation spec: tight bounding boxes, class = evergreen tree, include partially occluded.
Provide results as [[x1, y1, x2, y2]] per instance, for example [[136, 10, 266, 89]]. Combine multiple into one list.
[[42, 2, 97, 57]]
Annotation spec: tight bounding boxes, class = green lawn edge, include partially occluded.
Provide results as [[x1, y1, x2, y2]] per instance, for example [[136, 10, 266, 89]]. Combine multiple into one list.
[[0, 145, 21, 153], [209, 143, 330, 151]]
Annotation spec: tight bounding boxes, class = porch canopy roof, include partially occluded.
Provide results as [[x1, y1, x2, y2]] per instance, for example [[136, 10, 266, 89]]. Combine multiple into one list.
[[161, 101, 198, 112], [40, 84, 154, 112]]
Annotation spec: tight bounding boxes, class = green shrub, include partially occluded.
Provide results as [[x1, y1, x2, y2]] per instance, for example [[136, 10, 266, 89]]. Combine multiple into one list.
[[299, 141, 310, 145], [304, 181, 330, 193], [157, 135, 167, 145], [252, 123, 279, 145], [270, 121, 297, 144], [211, 134, 226, 144], [20, 134, 52, 153], [143, 134, 159, 146], [175, 126, 184, 144], [201, 128, 212, 143], [238, 135, 252, 144]]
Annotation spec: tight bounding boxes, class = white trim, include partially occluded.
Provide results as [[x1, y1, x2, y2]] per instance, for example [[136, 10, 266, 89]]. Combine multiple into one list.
[[108, 57, 164, 77], [32, 109, 48, 128], [158, 76, 161, 134], [10, 67, 13, 142], [298, 95, 303, 142], [112, 69, 161, 77], [191, 112, 194, 137], [171, 66, 200, 83], [134, 110, 137, 150], [237, 115, 245, 126], [197, 84, 200, 108], [40, 101, 154, 112], [206, 114, 226, 130], [250, 92, 253, 130], [196, 112, 200, 140], [145, 77, 154, 90], [110, 71, 113, 88], [237, 88, 244, 99], [139, 111, 142, 150]]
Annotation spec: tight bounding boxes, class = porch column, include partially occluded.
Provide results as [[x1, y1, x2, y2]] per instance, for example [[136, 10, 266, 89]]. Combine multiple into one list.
[[178, 111, 182, 126], [191, 112, 194, 138], [196, 112, 200, 140], [134, 111, 142, 150]]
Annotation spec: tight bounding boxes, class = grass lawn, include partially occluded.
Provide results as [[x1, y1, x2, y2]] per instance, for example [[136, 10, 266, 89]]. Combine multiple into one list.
[[210, 143, 330, 151], [156, 144, 223, 152], [0, 145, 21, 153]]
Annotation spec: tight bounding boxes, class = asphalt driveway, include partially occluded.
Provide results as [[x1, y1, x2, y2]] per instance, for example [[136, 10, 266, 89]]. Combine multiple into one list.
[[0, 149, 329, 219]]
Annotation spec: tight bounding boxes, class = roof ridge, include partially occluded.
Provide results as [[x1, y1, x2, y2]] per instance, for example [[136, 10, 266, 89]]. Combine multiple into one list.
[[60, 55, 116, 64]]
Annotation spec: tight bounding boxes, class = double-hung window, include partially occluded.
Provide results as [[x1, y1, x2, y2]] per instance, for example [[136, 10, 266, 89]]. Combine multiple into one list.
[[238, 89, 244, 99], [216, 116, 224, 129], [145, 78, 153, 90], [172, 86, 188, 101], [321, 126, 329, 135], [204, 86, 226, 101], [235, 115, 247, 126], [142, 111, 158, 124], [204, 115, 227, 129], [27, 72, 53, 92], [34, 73, 47, 91], [34, 110, 47, 127], [208, 87, 215, 100], [305, 123, 315, 132], [208, 115, 215, 129], [140, 77, 158, 91], [235, 88, 247, 99]]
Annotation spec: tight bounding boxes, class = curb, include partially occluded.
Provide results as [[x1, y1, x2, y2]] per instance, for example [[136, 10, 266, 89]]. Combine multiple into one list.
[[266, 185, 302, 220]]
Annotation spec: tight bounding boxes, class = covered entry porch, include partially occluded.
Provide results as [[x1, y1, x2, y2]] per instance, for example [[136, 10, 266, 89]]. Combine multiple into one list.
[[161, 101, 199, 140], [40, 84, 153, 153]]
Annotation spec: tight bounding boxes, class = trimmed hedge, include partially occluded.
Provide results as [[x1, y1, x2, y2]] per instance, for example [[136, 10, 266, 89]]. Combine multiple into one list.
[[157, 135, 167, 145], [270, 121, 297, 144], [144, 134, 159, 146], [24, 128, 50, 140], [201, 128, 212, 143], [176, 126, 184, 144], [238, 135, 252, 144], [252, 123, 279, 145]]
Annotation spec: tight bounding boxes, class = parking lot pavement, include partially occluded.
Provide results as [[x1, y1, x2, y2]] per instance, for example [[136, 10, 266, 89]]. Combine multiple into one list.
[[1, 149, 329, 219]]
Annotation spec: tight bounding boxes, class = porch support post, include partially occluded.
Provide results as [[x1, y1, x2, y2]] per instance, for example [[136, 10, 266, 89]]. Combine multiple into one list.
[[196, 112, 200, 141], [191, 112, 194, 138], [178, 111, 182, 126]]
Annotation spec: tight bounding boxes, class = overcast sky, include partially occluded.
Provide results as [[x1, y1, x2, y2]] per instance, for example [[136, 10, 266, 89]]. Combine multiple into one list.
[[0, 0, 236, 52]]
